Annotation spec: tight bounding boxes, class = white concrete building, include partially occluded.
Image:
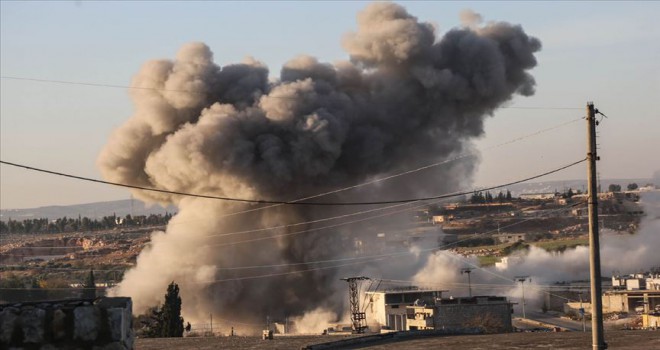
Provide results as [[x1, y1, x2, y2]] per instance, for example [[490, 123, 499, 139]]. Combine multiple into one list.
[[365, 288, 445, 331]]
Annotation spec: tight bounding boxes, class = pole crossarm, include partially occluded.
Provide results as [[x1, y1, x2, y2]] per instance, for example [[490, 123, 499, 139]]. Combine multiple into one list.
[[514, 276, 530, 319], [461, 268, 474, 297]]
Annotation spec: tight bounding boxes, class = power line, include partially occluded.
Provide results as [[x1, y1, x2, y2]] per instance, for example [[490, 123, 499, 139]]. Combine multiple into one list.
[[136, 116, 582, 221], [5, 202, 586, 273], [1, 76, 201, 94], [1, 225, 600, 305], [2, 201, 586, 273], [2, 75, 585, 227], [200, 159, 587, 242], [208, 196, 585, 248], [1, 75, 582, 110], [0, 266, 131, 272], [345, 202, 591, 305], [207, 200, 413, 239], [0, 158, 586, 206], [0, 116, 583, 245], [3, 203, 588, 296], [195, 202, 588, 283], [0, 158, 587, 256], [376, 278, 590, 291], [8, 201, 585, 266]]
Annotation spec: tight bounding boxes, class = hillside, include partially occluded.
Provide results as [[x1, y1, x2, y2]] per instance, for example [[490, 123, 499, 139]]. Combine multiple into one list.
[[1, 178, 651, 221], [0, 199, 176, 220]]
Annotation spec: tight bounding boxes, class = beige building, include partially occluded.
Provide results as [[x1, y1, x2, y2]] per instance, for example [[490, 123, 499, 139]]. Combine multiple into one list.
[[604, 273, 660, 313], [602, 290, 660, 314], [364, 288, 445, 331], [493, 233, 527, 244]]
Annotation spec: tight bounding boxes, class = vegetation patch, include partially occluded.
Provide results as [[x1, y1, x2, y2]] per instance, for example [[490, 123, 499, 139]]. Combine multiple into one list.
[[478, 256, 501, 267], [501, 241, 529, 255], [532, 238, 588, 253]]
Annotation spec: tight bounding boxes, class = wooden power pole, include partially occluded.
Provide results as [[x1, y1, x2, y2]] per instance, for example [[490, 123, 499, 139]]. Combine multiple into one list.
[[586, 102, 606, 350]]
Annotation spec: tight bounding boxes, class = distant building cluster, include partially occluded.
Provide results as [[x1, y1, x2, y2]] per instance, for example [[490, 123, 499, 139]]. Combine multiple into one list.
[[559, 270, 660, 329]]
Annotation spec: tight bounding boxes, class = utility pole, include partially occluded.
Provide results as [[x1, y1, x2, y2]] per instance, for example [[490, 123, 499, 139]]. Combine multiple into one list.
[[210, 313, 213, 335], [587, 102, 606, 350], [579, 292, 586, 332], [461, 267, 474, 297], [515, 276, 530, 319], [341, 276, 369, 333]]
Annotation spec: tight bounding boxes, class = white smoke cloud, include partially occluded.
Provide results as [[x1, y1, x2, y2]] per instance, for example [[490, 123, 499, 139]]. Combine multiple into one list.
[[412, 191, 660, 310], [290, 307, 342, 334]]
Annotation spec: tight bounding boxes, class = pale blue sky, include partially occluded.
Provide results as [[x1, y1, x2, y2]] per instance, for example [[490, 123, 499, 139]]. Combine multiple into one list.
[[1, 1, 659, 208]]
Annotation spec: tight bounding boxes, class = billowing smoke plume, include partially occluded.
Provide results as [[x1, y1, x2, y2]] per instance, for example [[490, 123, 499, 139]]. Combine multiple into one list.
[[99, 2, 541, 331], [414, 191, 660, 313]]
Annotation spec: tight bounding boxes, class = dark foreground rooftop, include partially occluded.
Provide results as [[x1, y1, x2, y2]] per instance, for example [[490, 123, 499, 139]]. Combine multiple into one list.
[[137, 329, 659, 349]]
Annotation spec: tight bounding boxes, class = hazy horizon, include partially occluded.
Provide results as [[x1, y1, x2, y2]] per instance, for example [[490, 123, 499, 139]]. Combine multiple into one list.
[[1, 177, 655, 212]]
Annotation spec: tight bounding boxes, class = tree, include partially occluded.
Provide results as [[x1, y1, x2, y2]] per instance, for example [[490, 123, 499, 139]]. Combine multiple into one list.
[[609, 184, 621, 192], [137, 306, 163, 338], [496, 191, 505, 203], [627, 183, 638, 191], [470, 191, 486, 204], [506, 190, 512, 201], [83, 269, 96, 299], [160, 282, 184, 337]]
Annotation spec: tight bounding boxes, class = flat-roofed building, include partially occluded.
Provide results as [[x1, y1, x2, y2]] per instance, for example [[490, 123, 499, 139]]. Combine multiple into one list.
[[406, 296, 514, 333], [365, 288, 445, 331]]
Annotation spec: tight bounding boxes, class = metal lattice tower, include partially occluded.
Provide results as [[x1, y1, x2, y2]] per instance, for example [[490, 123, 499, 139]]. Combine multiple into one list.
[[341, 276, 369, 333]]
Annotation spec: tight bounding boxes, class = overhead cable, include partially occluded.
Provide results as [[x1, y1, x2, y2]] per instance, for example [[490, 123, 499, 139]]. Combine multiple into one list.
[[1, 75, 582, 110], [0, 158, 586, 206]]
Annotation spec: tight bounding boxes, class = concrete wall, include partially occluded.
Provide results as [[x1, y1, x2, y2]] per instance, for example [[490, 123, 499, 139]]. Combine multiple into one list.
[[432, 302, 513, 333], [602, 293, 628, 313], [0, 297, 133, 349], [544, 291, 586, 313], [365, 293, 387, 328], [564, 302, 591, 316]]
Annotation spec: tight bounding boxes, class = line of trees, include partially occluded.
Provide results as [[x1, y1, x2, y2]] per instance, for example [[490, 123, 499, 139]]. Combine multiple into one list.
[[0, 213, 173, 235], [608, 183, 641, 192], [470, 190, 512, 204]]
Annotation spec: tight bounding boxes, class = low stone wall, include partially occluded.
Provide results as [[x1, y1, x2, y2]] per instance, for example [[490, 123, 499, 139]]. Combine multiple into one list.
[[0, 297, 133, 349]]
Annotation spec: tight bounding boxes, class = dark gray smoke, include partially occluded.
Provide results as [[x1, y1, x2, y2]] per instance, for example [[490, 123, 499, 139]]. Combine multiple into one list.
[[99, 2, 541, 331]]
